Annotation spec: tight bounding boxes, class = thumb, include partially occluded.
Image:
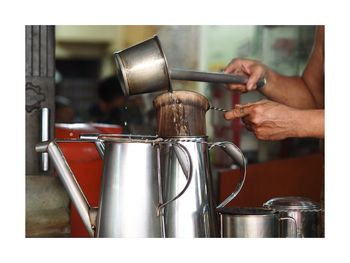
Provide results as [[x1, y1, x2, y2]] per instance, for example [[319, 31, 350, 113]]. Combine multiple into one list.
[[245, 65, 265, 91]]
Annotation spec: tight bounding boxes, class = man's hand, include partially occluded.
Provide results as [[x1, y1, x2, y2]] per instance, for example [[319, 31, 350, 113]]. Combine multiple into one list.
[[224, 100, 300, 140], [224, 58, 268, 93]]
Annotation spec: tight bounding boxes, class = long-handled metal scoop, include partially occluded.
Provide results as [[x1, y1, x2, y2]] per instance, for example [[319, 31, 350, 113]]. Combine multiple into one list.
[[114, 35, 265, 96], [170, 68, 265, 87]]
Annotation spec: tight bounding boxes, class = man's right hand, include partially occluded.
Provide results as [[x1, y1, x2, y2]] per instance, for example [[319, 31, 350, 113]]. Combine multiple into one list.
[[224, 58, 268, 93]]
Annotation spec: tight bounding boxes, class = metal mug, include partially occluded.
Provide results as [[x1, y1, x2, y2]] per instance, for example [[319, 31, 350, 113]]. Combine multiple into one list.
[[263, 196, 323, 238], [114, 35, 265, 96], [160, 137, 247, 237], [218, 207, 297, 238], [36, 135, 193, 237]]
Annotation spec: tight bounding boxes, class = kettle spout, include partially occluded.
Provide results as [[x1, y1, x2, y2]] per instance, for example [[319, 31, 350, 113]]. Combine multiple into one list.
[[36, 140, 96, 237]]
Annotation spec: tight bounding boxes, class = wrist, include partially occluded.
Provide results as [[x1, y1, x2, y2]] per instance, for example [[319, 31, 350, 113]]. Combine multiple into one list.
[[261, 68, 277, 93], [292, 109, 324, 138], [291, 109, 306, 138]]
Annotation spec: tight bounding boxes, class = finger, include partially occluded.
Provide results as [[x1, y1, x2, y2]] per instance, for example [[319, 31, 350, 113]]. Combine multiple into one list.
[[241, 63, 252, 75], [246, 66, 264, 91], [223, 58, 240, 73], [246, 74, 261, 91], [238, 103, 253, 108], [224, 104, 252, 120]]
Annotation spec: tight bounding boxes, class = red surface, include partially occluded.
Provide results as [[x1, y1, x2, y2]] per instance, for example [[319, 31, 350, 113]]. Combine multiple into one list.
[[219, 153, 324, 208], [55, 123, 122, 237]]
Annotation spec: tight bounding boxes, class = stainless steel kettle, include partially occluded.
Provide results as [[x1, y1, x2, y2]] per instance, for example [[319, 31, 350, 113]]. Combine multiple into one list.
[[160, 137, 247, 237], [36, 135, 193, 237]]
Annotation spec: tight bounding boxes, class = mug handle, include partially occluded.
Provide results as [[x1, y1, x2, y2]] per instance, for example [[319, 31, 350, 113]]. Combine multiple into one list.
[[209, 141, 246, 209], [279, 216, 298, 238], [156, 141, 193, 215]]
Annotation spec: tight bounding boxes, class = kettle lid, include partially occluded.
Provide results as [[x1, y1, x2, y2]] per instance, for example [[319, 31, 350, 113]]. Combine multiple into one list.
[[263, 196, 320, 210]]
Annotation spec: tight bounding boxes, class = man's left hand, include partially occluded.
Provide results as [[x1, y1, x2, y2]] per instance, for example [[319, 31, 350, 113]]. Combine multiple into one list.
[[224, 99, 300, 140]]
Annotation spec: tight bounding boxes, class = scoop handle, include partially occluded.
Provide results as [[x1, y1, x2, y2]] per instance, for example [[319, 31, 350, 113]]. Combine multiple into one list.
[[170, 68, 266, 89]]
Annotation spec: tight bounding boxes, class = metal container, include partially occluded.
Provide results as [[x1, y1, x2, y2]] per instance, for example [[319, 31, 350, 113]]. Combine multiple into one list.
[[218, 207, 297, 238], [218, 208, 280, 238], [263, 196, 322, 238], [160, 137, 246, 237], [154, 90, 246, 237], [114, 35, 171, 96], [114, 35, 265, 96], [153, 91, 210, 137], [36, 135, 192, 238], [97, 137, 161, 237]]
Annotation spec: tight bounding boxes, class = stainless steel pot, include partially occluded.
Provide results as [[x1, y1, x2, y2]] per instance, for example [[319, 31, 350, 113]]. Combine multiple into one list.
[[114, 35, 266, 96], [218, 207, 297, 238], [160, 137, 247, 237], [263, 196, 323, 238]]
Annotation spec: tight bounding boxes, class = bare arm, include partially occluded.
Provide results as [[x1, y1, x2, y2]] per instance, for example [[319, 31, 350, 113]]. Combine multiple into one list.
[[224, 26, 325, 140], [294, 109, 324, 138], [224, 100, 324, 140], [224, 26, 325, 110], [262, 26, 324, 109]]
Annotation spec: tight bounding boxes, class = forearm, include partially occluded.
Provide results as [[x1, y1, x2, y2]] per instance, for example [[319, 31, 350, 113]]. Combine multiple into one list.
[[261, 69, 318, 109], [292, 109, 324, 138], [261, 27, 324, 110]]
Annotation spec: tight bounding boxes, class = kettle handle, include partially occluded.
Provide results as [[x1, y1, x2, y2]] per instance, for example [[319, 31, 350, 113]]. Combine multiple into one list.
[[36, 139, 97, 237], [156, 142, 193, 215], [209, 141, 247, 209]]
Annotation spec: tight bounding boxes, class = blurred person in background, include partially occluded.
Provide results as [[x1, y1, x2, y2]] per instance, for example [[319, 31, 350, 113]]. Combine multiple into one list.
[[89, 75, 144, 133], [224, 26, 324, 141], [55, 95, 77, 123]]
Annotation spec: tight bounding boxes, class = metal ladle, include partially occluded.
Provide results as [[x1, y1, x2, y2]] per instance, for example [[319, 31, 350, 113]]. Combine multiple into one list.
[[114, 35, 265, 96]]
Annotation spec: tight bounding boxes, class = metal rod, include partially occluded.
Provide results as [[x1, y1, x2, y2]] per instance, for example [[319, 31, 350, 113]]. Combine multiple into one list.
[[40, 108, 50, 172], [209, 106, 229, 112], [46, 141, 94, 237], [170, 68, 266, 89]]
